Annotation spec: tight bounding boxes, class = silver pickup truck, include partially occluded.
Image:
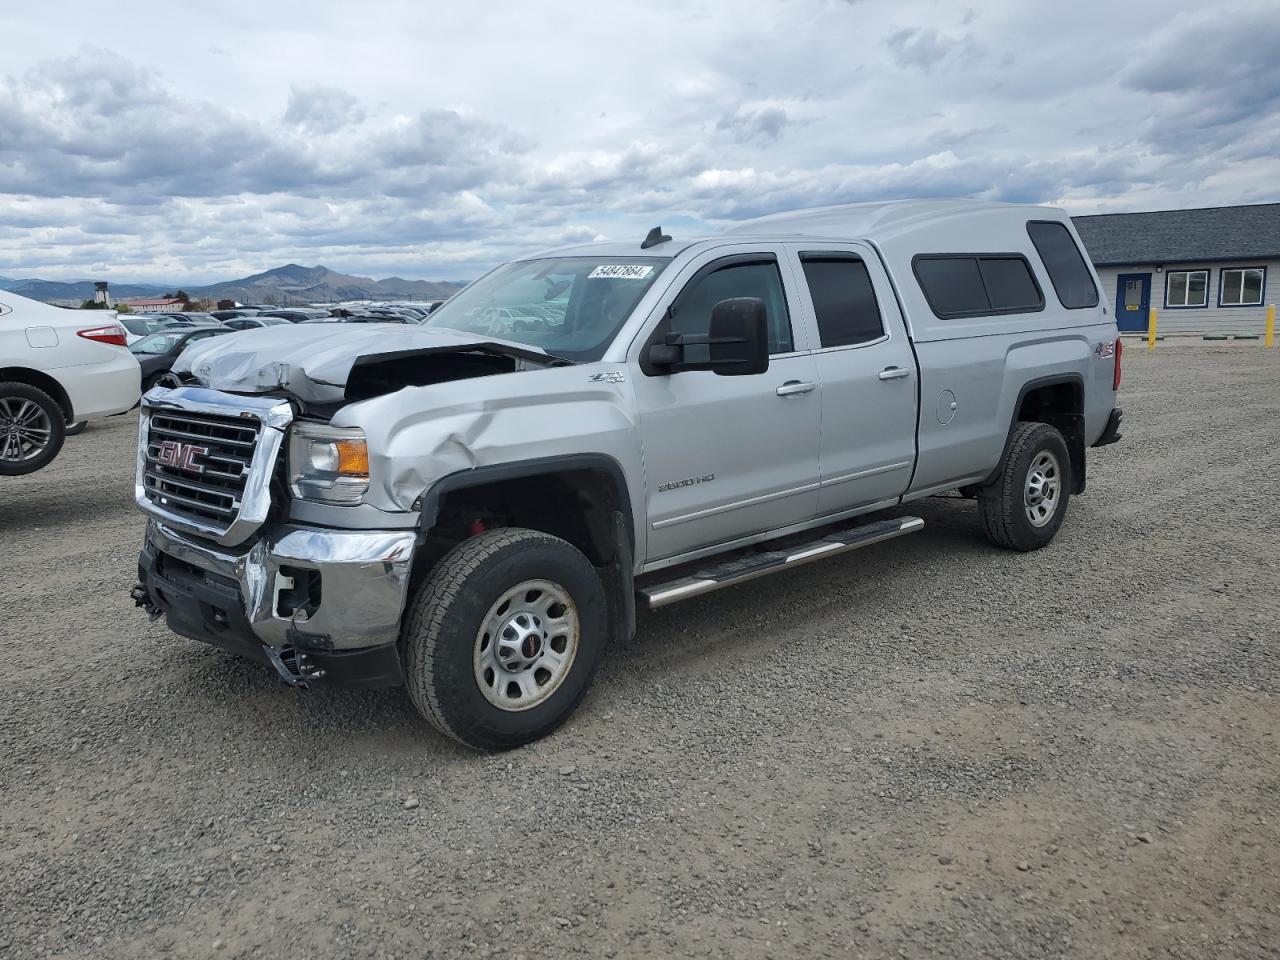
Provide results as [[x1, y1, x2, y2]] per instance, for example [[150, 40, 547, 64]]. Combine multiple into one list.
[[131, 199, 1123, 749]]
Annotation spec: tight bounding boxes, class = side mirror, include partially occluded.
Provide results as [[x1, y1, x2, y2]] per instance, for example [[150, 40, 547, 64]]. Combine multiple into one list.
[[707, 297, 769, 376], [646, 297, 770, 376]]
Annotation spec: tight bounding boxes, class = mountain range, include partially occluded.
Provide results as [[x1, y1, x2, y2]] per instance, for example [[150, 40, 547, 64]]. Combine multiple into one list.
[[0, 264, 467, 305], [0, 276, 168, 301]]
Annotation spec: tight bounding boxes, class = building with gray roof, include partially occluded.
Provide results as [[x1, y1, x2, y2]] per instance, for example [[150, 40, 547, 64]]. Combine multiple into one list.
[[1072, 203, 1278, 335]]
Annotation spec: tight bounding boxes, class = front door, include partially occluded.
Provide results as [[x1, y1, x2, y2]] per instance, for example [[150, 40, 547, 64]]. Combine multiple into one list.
[[1115, 273, 1151, 331], [632, 249, 821, 563]]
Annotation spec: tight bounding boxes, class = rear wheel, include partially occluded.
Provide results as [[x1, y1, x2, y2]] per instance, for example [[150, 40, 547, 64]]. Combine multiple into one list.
[[65, 421, 88, 437], [403, 528, 609, 750], [979, 421, 1071, 551], [0, 382, 66, 476]]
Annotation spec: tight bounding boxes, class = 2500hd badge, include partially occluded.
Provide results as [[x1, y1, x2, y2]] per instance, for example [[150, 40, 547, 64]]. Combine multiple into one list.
[[657, 474, 716, 493]]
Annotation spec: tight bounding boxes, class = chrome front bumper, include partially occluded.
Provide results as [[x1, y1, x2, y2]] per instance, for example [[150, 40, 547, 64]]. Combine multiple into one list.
[[143, 520, 417, 651]]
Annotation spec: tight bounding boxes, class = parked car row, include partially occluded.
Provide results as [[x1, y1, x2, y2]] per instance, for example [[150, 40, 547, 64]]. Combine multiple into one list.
[[125, 302, 443, 331]]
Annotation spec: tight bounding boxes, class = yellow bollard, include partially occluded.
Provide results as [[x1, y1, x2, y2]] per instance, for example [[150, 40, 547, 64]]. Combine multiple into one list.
[[1147, 307, 1158, 351], [1266, 304, 1275, 348]]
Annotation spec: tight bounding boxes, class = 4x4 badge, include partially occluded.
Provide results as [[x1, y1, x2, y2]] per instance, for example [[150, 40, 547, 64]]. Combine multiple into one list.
[[588, 371, 625, 383]]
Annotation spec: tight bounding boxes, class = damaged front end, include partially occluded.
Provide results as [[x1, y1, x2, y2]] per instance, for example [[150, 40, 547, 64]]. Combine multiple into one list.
[[172, 323, 568, 412], [133, 323, 631, 690], [132, 517, 416, 689]]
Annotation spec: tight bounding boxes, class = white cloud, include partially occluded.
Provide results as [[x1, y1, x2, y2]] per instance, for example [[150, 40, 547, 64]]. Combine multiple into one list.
[[283, 85, 366, 134], [0, 0, 1276, 283]]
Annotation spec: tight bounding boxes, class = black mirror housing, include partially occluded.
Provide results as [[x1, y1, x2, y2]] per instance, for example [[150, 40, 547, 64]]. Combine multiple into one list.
[[645, 296, 770, 375], [707, 297, 769, 375]]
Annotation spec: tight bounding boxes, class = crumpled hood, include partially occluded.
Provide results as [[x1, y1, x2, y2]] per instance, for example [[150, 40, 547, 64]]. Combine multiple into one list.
[[174, 323, 550, 405]]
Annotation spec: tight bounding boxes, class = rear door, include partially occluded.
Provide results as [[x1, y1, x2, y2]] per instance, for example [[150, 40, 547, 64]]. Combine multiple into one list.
[[631, 246, 821, 562], [786, 243, 918, 515]]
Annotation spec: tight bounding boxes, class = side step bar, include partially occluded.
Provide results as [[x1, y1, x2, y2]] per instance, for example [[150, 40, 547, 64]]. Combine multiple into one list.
[[638, 515, 924, 609]]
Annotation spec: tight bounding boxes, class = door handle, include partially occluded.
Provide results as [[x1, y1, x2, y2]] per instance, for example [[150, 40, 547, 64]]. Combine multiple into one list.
[[878, 366, 911, 381], [775, 380, 816, 397]]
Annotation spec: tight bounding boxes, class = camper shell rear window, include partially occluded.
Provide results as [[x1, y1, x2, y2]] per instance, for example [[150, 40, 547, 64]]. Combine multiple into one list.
[[1026, 220, 1100, 309]]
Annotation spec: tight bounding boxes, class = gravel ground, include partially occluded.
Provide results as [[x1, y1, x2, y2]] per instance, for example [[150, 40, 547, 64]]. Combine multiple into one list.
[[2, 341, 1278, 960]]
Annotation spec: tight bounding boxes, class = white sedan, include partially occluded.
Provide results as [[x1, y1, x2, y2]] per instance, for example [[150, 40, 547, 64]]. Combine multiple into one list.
[[1, 289, 141, 476]]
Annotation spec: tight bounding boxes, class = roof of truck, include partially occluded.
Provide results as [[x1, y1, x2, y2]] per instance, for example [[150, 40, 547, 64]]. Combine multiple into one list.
[[531, 237, 698, 259], [722, 198, 1064, 242], [533, 199, 1067, 261]]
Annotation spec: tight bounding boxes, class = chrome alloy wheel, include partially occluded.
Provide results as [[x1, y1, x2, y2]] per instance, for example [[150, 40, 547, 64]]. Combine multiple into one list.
[[0, 397, 53, 464], [1024, 450, 1062, 528], [474, 580, 580, 712]]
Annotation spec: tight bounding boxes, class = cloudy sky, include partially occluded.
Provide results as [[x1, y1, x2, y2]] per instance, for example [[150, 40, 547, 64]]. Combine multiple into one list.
[[2, 0, 1278, 283]]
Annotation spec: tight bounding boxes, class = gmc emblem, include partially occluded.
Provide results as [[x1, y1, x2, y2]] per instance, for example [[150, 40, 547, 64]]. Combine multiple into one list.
[[155, 439, 208, 473]]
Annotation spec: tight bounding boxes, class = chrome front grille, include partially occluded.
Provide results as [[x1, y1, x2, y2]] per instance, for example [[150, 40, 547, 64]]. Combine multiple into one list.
[[143, 411, 259, 526], [136, 388, 294, 546]]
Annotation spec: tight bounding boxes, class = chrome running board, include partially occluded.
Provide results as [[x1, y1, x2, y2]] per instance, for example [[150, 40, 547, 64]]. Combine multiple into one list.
[[638, 515, 924, 609]]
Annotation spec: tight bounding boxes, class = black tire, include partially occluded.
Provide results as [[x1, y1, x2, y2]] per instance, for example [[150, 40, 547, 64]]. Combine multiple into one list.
[[142, 373, 166, 393], [0, 382, 67, 477], [403, 528, 609, 751], [65, 421, 88, 437], [979, 421, 1072, 552]]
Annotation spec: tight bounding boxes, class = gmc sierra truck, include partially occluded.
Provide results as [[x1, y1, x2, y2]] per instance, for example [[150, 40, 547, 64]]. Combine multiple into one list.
[[131, 199, 1123, 750]]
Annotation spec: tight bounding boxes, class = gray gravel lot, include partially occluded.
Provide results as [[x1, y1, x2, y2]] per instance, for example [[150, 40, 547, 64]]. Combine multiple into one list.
[[2, 341, 1278, 959]]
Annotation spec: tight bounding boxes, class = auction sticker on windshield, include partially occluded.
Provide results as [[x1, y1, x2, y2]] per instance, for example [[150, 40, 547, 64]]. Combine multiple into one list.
[[588, 265, 654, 280]]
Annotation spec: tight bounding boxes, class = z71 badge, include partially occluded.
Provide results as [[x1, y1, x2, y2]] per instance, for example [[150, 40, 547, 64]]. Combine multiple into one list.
[[588, 371, 625, 383]]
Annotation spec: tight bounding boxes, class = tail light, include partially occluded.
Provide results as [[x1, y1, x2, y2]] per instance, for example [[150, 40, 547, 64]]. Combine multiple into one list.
[[1113, 338, 1123, 390], [76, 324, 129, 347]]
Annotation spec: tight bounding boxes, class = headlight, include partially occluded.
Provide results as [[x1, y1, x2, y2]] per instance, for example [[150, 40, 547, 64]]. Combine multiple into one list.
[[288, 423, 369, 504]]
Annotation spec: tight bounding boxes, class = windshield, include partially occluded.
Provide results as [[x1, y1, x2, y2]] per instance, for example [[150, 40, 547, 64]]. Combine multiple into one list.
[[130, 332, 189, 355], [424, 256, 668, 361]]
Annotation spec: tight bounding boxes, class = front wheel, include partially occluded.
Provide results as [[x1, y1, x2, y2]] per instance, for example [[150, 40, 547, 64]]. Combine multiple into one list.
[[0, 382, 66, 476], [402, 528, 609, 750], [979, 421, 1072, 551], [65, 421, 88, 437]]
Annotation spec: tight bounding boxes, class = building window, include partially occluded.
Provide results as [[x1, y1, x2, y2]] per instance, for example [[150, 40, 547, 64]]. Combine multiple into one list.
[[912, 254, 1044, 320], [1219, 267, 1265, 307], [1165, 270, 1208, 308]]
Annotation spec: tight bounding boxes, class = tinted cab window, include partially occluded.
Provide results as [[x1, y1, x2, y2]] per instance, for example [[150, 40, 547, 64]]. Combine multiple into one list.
[[799, 256, 884, 347], [669, 259, 794, 360]]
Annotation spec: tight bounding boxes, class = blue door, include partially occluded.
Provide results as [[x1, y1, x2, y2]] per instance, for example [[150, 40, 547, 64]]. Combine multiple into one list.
[[1115, 273, 1151, 331]]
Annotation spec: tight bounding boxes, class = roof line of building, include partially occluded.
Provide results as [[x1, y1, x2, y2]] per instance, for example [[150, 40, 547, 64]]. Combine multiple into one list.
[[1074, 200, 1280, 220], [1088, 253, 1280, 267]]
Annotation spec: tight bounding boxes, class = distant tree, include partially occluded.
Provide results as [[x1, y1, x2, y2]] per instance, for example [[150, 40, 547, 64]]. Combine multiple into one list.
[[263, 293, 281, 306], [115, 303, 132, 313], [79, 299, 108, 310]]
